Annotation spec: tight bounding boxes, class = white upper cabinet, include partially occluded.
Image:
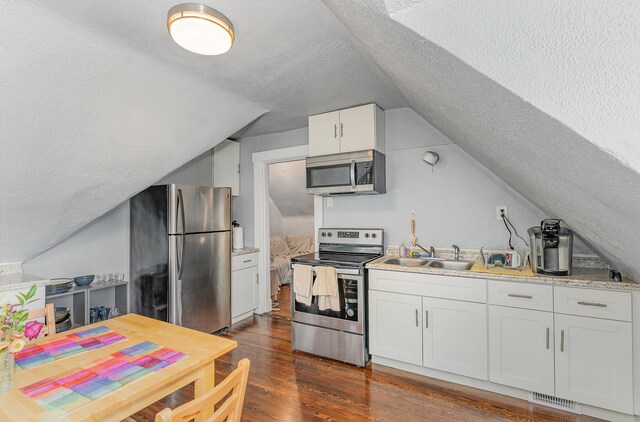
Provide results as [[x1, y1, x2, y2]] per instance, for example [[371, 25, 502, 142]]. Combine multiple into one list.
[[308, 110, 340, 156], [213, 139, 240, 196], [308, 104, 385, 157]]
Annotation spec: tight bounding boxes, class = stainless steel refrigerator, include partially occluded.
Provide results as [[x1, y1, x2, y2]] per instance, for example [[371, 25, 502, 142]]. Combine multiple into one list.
[[130, 185, 231, 333]]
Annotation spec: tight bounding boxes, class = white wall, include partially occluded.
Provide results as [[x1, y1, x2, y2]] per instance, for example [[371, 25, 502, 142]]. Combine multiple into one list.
[[24, 150, 215, 279], [24, 202, 130, 279], [233, 128, 310, 246], [156, 150, 213, 186], [236, 108, 594, 253], [283, 216, 315, 236], [269, 198, 284, 236], [323, 108, 552, 250]]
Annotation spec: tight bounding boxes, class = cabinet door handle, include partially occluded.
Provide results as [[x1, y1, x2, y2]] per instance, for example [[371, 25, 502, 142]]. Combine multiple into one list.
[[508, 293, 533, 299], [577, 301, 607, 308], [334, 124, 337, 139], [415, 309, 419, 327], [340, 123, 344, 138], [425, 310, 428, 329], [546, 327, 550, 349], [560, 329, 565, 352], [243, 259, 252, 263]]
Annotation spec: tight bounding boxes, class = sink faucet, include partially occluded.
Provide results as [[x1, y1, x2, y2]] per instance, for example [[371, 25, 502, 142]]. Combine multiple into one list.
[[414, 243, 436, 258], [452, 244, 460, 261]]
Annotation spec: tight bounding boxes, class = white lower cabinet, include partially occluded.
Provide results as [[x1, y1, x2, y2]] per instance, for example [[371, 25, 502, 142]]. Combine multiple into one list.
[[488, 305, 555, 394], [369, 290, 422, 366], [231, 253, 259, 322], [423, 297, 488, 380], [554, 313, 633, 414], [369, 270, 636, 418]]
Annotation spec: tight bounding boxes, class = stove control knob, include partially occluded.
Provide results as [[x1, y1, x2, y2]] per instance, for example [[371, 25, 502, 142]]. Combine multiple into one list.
[[346, 308, 355, 317], [328, 232, 332, 237], [371, 233, 377, 238], [321, 232, 326, 237], [364, 233, 370, 238]]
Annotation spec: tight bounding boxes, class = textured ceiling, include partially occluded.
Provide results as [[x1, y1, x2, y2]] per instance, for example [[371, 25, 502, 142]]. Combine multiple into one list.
[[269, 161, 314, 217], [323, 0, 640, 279], [34, 0, 409, 137], [3, 0, 638, 280], [384, 0, 640, 172], [0, 1, 266, 263]]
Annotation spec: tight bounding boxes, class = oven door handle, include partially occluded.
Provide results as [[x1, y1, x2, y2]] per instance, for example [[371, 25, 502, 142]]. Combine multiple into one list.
[[292, 264, 362, 276], [335, 268, 361, 276]]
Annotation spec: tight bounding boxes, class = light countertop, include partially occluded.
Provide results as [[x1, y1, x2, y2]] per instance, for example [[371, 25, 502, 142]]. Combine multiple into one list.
[[0, 273, 49, 293], [367, 256, 639, 291], [232, 247, 260, 257]]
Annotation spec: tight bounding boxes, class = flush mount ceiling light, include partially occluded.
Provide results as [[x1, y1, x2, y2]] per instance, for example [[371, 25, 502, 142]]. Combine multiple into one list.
[[167, 3, 235, 55]]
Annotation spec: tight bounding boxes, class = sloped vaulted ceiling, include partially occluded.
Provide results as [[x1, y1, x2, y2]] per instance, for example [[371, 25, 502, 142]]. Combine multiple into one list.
[[2, 0, 639, 280], [0, 0, 406, 264], [322, 0, 640, 279], [0, 2, 266, 263]]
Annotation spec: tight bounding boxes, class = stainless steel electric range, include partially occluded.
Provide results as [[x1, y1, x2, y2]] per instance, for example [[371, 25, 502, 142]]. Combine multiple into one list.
[[290, 228, 384, 367]]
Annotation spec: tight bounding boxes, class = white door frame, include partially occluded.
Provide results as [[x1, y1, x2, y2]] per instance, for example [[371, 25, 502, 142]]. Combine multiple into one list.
[[253, 145, 323, 314]]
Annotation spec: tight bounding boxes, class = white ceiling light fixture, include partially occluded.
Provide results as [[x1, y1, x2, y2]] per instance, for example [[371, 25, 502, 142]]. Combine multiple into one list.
[[167, 3, 235, 55]]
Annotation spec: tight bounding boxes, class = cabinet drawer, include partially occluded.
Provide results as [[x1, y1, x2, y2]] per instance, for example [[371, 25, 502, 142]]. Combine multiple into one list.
[[232, 253, 258, 271], [488, 281, 553, 311], [369, 270, 486, 303], [554, 286, 631, 322]]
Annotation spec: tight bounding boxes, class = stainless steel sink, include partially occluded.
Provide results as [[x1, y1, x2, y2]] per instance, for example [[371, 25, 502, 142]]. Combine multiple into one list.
[[383, 257, 430, 267], [428, 260, 474, 271]]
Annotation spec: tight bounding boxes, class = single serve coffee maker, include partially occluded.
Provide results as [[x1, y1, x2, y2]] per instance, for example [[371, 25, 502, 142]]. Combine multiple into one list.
[[528, 219, 573, 276]]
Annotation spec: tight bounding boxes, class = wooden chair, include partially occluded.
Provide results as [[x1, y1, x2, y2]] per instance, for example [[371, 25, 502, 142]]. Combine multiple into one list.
[[155, 358, 250, 422], [27, 303, 56, 337]]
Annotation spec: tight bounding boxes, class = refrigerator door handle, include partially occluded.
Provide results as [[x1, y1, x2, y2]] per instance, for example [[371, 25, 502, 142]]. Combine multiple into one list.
[[177, 189, 186, 279], [176, 277, 183, 326]]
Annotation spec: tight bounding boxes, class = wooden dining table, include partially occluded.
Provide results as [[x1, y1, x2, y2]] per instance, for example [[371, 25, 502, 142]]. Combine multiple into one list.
[[0, 313, 237, 421]]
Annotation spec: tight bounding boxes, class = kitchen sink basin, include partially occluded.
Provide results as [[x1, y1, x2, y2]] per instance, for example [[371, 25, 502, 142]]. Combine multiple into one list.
[[383, 257, 430, 267], [428, 260, 474, 271]]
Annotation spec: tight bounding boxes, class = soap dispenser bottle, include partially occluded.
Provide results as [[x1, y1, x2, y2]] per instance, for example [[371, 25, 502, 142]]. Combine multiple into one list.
[[399, 241, 408, 257]]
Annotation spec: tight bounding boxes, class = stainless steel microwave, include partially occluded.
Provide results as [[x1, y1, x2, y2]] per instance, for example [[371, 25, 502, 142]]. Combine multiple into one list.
[[306, 150, 386, 196]]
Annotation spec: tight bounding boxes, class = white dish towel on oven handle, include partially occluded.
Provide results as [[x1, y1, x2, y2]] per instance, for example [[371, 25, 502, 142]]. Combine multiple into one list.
[[312, 266, 340, 312], [292, 264, 313, 306]]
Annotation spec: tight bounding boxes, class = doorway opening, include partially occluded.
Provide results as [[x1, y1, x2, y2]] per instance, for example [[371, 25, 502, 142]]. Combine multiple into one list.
[[252, 145, 322, 317], [267, 160, 315, 319]]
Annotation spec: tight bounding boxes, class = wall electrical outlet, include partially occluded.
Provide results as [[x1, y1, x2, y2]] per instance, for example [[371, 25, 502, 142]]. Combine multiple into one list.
[[496, 206, 508, 220]]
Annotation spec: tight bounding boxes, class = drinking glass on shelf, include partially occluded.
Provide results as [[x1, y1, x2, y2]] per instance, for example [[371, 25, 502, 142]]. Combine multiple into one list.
[[117, 273, 125, 282], [111, 306, 120, 318], [108, 273, 117, 283]]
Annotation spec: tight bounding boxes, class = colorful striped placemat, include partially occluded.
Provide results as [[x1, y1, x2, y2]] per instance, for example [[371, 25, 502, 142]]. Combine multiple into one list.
[[15, 326, 127, 370], [20, 341, 187, 416]]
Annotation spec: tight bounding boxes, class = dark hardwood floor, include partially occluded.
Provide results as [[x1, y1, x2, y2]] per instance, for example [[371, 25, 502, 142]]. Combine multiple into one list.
[[270, 283, 291, 320], [129, 315, 603, 421]]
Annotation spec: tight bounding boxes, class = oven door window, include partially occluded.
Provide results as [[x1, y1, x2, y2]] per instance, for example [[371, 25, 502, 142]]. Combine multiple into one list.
[[294, 277, 360, 322], [306, 164, 351, 188]]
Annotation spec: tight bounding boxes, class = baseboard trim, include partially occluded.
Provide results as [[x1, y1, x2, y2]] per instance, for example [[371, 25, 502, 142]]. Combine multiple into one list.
[[371, 355, 636, 422]]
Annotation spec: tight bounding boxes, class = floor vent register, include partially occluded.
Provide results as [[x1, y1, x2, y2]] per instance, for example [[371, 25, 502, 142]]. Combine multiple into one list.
[[529, 392, 582, 414]]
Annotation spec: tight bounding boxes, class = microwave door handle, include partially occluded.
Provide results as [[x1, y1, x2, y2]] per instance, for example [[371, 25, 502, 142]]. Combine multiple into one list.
[[350, 160, 356, 190]]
